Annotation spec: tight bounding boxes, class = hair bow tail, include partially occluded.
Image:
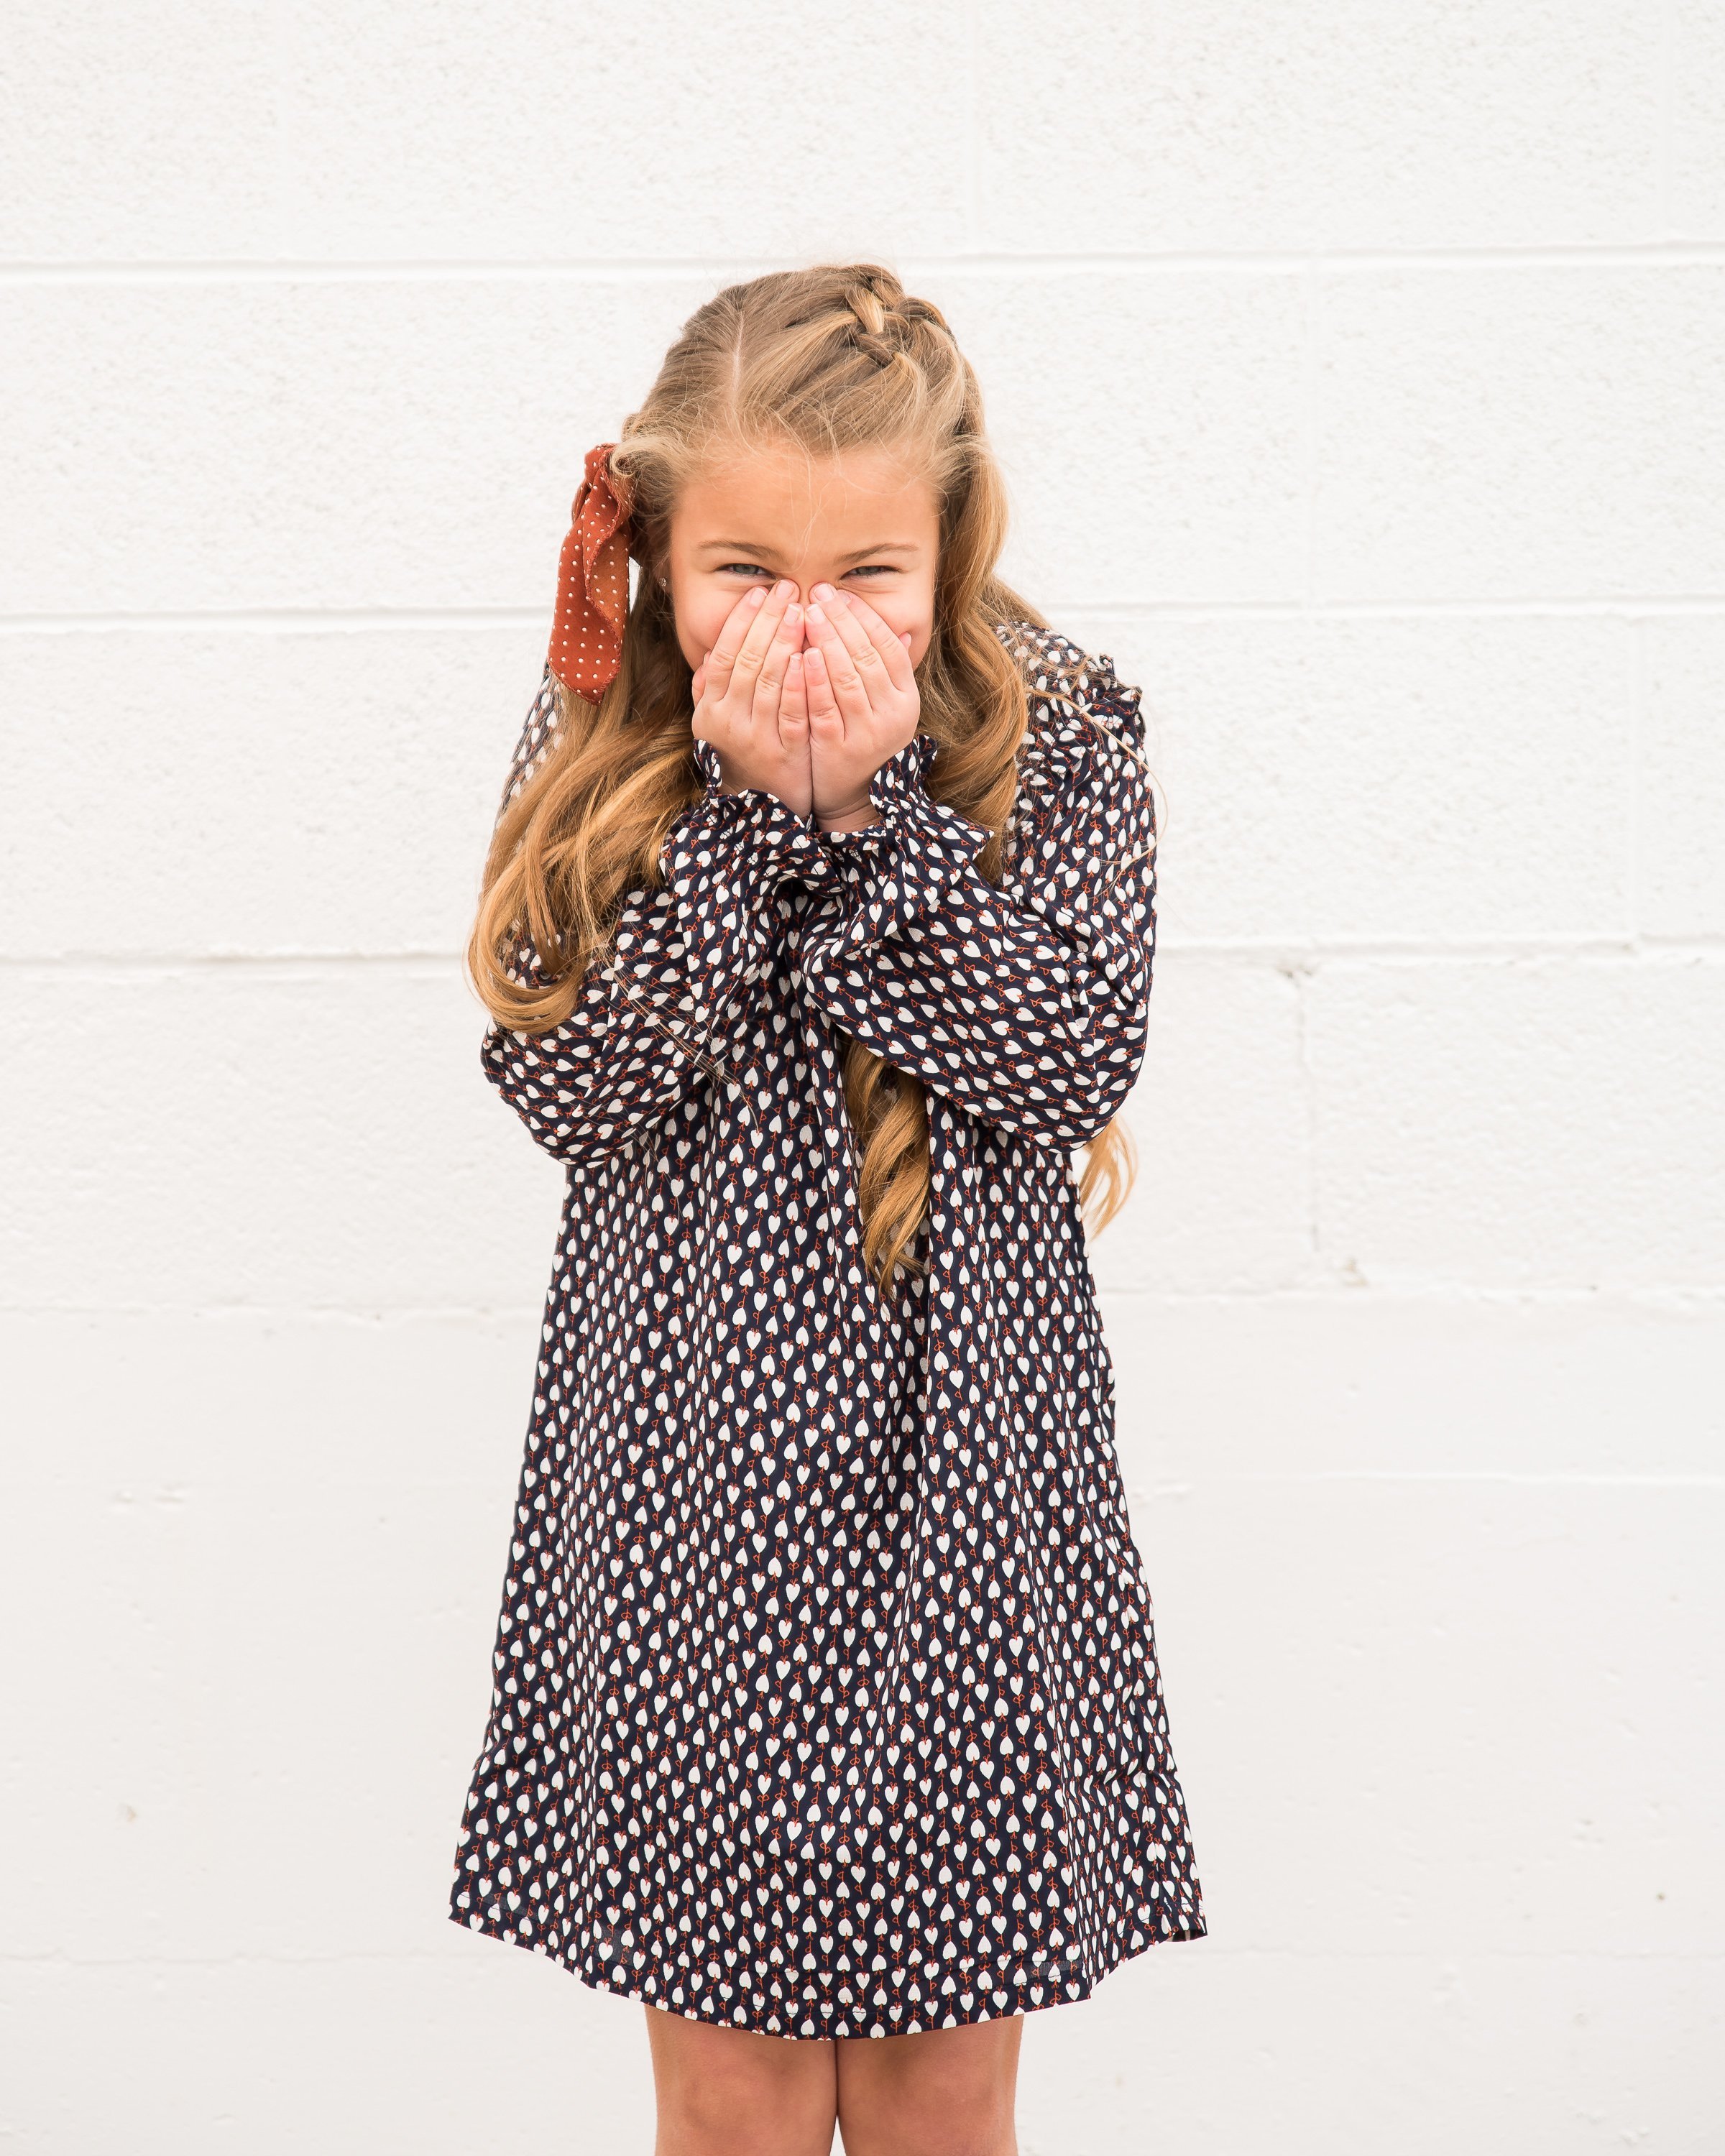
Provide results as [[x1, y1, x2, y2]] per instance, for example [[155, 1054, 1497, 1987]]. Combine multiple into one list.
[[548, 441, 637, 704]]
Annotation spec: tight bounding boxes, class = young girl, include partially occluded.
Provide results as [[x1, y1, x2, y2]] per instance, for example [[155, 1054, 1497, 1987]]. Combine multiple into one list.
[[451, 264, 1205, 2156]]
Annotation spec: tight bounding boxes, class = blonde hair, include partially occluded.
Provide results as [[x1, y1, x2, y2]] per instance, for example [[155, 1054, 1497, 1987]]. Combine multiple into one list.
[[468, 263, 1141, 1296]]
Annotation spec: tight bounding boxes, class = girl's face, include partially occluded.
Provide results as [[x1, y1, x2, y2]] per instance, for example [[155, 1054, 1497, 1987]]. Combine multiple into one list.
[[663, 441, 942, 675]]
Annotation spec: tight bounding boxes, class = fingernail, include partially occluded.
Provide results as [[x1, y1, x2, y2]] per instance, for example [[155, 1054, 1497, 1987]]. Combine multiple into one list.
[[901, 632, 913, 647], [747, 587, 765, 607], [811, 583, 835, 602], [785, 603, 801, 625], [775, 578, 796, 599], [807, 604, 825, 625]]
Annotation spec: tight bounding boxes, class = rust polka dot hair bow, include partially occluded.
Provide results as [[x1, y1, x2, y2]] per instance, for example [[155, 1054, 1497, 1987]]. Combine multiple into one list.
[[548, 441, 637, 704]]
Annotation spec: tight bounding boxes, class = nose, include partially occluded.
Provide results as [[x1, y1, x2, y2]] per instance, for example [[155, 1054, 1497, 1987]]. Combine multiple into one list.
[[773, 579, 814, 635]]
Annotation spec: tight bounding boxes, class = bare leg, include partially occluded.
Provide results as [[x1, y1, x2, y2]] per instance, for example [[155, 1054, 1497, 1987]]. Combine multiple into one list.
[[643, 2007, 838, 2156], [834, 2016, 1023, 2156]]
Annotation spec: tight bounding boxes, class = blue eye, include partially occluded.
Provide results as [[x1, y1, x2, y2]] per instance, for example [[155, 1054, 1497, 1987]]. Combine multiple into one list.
[[718, 563, 771, 579]]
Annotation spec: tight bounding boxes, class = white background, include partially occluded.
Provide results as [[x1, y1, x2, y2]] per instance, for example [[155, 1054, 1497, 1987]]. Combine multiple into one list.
[[2, 4, 1721, 2150]]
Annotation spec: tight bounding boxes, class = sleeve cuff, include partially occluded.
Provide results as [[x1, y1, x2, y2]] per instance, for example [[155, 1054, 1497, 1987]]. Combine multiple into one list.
[[804, 733, 992, 956], [658, 734, 842, 899]]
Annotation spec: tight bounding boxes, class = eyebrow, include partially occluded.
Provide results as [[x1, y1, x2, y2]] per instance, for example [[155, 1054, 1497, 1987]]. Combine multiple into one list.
[[694, 539, 922, 563]]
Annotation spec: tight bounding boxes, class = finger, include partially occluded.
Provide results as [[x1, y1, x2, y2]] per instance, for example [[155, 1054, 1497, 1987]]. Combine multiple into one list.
[[801, 640, 843, 728], [752, 599, 804, 723], [779, 649, 809, 739], [808, 588, 893, 706], [804, 601, 872, 724], [729, 578, 798, 696], [703, 586, 766, 696], [691, 658, 707, 705], [824, 587, 916, 697]]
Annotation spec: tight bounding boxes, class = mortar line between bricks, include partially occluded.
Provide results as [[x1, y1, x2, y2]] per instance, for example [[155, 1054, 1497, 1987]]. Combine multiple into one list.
[[6, 1288, 1724, 1319], [6, 936, 1724, 970], [1300, 258, 1320, 607], [1631, 617, 1648, 941], [3, 1947, 1721, 1967], [962, 0, 981, 255], [1284, 959, 1322, 1277], [6, 599, 1724, 635], [4, 244, 1725, 283], [0, 1304, 552, 1321], [1658, 0, 1677, 234], [1141, 1470, 1725, 1489]]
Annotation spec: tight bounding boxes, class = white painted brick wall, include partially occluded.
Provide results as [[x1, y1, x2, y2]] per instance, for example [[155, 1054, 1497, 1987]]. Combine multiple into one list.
[[2, 4, 1720, 2149]]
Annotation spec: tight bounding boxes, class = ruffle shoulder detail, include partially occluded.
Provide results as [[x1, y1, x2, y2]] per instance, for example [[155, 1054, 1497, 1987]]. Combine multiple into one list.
[[999, 622, 1149, 775], [993, 622, 1154, 874]]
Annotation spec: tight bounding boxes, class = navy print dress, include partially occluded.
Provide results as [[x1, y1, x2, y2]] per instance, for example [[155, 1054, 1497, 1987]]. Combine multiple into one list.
[[449, 624, 1205, 2037]]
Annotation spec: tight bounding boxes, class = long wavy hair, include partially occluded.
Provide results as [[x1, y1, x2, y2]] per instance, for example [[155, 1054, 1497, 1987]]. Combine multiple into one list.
[[468, 263, 1141, 1296]]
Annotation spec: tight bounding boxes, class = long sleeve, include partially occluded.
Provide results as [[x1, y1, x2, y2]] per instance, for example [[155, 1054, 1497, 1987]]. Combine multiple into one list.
[[482, 677, 840, 1165], [787, 653, 1158, 1151]]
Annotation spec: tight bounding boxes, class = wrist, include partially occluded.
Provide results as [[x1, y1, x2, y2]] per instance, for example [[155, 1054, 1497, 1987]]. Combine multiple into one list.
[[816, 798, 878, 834], [717, 770, 813, 818]]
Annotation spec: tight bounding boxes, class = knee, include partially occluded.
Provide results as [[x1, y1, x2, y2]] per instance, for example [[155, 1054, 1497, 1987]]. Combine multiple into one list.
[[650, 2019, 834, 2156], [659, 2072, 794, 2155], [842, 2095, 1013, 2156], [838, 2027, 1020, 2156]]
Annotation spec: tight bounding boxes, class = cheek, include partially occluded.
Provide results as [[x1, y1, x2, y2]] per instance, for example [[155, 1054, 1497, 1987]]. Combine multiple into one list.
[[858, 576, 936, 663], [668, 580, 735, 671]]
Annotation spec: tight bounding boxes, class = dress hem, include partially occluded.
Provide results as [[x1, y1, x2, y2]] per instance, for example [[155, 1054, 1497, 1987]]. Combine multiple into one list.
[[448, 1900, 1208, 2042]]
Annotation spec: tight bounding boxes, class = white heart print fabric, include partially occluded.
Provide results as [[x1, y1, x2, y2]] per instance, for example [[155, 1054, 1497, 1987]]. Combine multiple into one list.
[[449, 622, 1205, 2037]]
